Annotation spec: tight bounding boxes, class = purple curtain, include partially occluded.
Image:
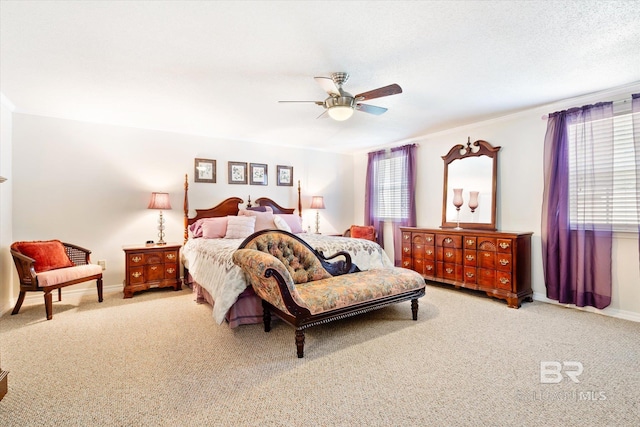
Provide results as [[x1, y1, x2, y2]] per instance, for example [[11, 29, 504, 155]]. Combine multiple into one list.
[[541, 102, 613, 309], [633, 94, 640, 259], [390, 144, 417, 266], [365, 149, 387, 247]]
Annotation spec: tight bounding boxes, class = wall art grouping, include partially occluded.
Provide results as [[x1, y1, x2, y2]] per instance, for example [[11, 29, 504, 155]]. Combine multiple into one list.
[[193, 158, 292, 186]]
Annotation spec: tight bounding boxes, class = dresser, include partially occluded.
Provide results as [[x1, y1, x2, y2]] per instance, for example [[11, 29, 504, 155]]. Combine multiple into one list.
[[122, 243, 182, 298], [400, 227, 533, 308]]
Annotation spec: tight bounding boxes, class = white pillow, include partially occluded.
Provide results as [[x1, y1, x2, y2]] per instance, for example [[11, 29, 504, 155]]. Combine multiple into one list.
[[224, 215, 256, 239], [273, 215, 292, 232]]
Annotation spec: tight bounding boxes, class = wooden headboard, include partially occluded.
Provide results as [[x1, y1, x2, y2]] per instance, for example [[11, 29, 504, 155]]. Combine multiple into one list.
[[183, 174, 302, 243]]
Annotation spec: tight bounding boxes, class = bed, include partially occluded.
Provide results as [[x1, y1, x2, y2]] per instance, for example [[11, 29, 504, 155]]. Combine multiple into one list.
[[180, 175, 394, 327]]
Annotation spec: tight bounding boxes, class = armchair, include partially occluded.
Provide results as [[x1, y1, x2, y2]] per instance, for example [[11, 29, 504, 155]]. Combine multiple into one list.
[[10, 240, 103, 320]]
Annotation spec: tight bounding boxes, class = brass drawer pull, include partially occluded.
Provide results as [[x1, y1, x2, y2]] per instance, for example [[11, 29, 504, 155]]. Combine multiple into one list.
[[166, 253, 176, 260], [132, 256, 142, 263], [167, 268, 176, 274], [426, 250, 433, 255], [132, 272, 142, 278], [484, 253, 491, 257], [445, 268, 453, 274], [466, 239, 474, 246], [500, 277, 510, 284], [445, 238, 452, 244], [500, 242, 510, 249], [446, 251, 453, 258], [403, 234, 409, 240], [499, 259, 509, 266], [403, 247, 409, 253], [466, 272, 474, 278], [426, 265, 433, 271], [403, 261, 409, 267], [427, 237, 433, 242], [151, 266, 158, 271], [415, 245, 422, 250], [466, 254, 475, 261]]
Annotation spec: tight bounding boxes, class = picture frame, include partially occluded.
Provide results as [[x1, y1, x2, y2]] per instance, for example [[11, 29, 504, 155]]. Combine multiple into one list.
[[249, 163, 268, 186], [194, 158, 216, 183], [277, 165, 293, 186], [228, 161, 248, 184]]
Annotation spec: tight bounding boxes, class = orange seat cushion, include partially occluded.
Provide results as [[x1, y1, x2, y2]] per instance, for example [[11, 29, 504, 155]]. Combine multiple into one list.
[[350, 225, 376, 241], [12, 240, 74, 273]]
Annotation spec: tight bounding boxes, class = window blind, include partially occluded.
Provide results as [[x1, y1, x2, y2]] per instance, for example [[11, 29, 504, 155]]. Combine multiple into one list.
[[375, 152, 409, 220], [568, 111, 639, 230]]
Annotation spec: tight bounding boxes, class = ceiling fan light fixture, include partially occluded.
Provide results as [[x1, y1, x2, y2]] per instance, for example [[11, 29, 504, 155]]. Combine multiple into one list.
[[328, 106, 354, 121]]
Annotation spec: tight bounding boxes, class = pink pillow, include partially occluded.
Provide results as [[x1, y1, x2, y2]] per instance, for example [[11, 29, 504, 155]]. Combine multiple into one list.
[[190, 217, 229, 238], [239, 208, 276, 232], [201, 217, 228, 239], [276, 214, 303, 233]]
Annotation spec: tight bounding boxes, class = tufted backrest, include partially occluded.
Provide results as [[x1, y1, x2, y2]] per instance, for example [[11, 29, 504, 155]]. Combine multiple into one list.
[[240, 231, 332, 284]]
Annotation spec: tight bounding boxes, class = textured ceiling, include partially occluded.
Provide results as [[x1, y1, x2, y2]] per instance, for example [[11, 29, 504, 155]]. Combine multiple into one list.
[[2, 1, 640, 153]]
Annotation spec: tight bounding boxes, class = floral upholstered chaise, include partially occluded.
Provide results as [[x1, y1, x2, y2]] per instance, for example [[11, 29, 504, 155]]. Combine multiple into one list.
[[232, 230, 426, 357]]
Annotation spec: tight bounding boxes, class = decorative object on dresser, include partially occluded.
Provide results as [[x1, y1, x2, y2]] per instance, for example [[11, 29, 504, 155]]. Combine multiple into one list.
[[309, 195, 325, 234], [194, 158, 216, 183], [148, 192, 171, 245], [401, 227, 532, 308], [442, 138, 500, 230], [122, 243, 182, 298]]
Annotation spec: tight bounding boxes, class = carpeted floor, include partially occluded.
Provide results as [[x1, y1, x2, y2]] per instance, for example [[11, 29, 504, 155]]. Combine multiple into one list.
[[1, 284, 638, 426]]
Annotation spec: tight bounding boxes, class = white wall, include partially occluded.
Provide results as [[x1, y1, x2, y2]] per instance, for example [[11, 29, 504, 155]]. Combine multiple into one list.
[[353, 83, 640, 321], [7, 114, 354, 302], [0, 96, 14, 314]]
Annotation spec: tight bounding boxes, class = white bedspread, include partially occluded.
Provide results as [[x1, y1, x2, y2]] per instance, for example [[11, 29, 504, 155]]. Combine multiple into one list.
[[181, 234, 393, 324]]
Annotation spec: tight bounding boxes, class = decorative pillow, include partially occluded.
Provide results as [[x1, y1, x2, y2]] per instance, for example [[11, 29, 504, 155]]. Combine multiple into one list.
[[276, 214, 303, 234], [273, 215, 292, 233], [239, 209, 276, 232], [189, 217, 227, 238], [13, 240, 74, 272], [350, 225, 376, 241], [224, 215, 256, 239], [201, 217, 228, 239]]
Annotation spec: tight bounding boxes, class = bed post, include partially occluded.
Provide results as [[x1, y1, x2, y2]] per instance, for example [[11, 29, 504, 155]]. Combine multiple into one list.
[[298, 180, 302, 218], [184, 174, 189, 244]]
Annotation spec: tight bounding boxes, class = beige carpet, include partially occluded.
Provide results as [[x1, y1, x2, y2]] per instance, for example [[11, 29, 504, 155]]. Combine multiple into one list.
[[1, 284, 638, 426]]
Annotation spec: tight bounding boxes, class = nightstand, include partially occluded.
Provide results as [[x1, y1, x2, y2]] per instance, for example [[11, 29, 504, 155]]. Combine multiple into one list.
[[122, 243, 182, 298]]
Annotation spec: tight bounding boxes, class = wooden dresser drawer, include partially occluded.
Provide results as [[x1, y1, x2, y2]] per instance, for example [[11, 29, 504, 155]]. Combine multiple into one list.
[[399, 227, 532, 309]]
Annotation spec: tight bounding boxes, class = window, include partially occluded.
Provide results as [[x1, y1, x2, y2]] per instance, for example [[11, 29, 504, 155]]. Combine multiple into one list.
[[568, 109, 639, 230], [374, 152, 409, 220]]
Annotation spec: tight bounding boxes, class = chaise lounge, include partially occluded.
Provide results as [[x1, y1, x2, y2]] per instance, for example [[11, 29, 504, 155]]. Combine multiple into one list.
[[232, 230, 426, 357]]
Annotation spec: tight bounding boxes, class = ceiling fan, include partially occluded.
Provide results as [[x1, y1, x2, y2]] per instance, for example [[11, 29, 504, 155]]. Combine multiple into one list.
[[279, 72, 402, 121]]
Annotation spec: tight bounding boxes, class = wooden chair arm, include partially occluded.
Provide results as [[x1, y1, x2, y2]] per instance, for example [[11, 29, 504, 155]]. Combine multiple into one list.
[[10, 249, 37, 285]]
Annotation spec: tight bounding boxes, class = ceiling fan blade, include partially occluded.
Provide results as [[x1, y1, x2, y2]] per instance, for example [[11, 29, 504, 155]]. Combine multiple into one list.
[[278, 101, 324, 105], [316, 110, 329, 119], [356, 104, 388, 115], [314, 76, 340, 96], [355, 84, 402, 101]]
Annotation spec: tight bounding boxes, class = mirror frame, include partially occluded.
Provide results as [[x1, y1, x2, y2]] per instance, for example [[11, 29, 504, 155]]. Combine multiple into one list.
[[441, 139, 500, 231]]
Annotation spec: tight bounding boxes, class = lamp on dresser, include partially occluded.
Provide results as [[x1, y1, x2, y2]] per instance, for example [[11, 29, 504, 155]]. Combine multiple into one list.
[[309, 196, 325, 234], [148, 192, 172, 245]]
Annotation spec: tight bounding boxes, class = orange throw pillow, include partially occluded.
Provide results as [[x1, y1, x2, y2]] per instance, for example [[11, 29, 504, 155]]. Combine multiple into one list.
[[350, 225, 376, 241], [12, 240, 74, 272]]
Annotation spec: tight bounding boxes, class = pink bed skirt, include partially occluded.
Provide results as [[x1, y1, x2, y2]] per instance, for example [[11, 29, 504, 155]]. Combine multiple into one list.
[[186, 273, 264, 328]]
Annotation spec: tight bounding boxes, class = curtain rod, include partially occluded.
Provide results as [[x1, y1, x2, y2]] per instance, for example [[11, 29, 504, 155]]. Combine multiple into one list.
[[541, 98, 631, 120]]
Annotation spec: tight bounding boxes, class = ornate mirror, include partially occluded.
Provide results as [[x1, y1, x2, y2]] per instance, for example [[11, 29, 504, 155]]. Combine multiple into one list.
[[441, 138, 500, 231]]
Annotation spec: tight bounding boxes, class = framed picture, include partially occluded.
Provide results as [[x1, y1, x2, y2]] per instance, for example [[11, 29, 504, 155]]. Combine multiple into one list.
[[277, 165, 293, 186], [249, 163, 268, 186], [228, 161, 248, 184], [194, 158, 216, 183]]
